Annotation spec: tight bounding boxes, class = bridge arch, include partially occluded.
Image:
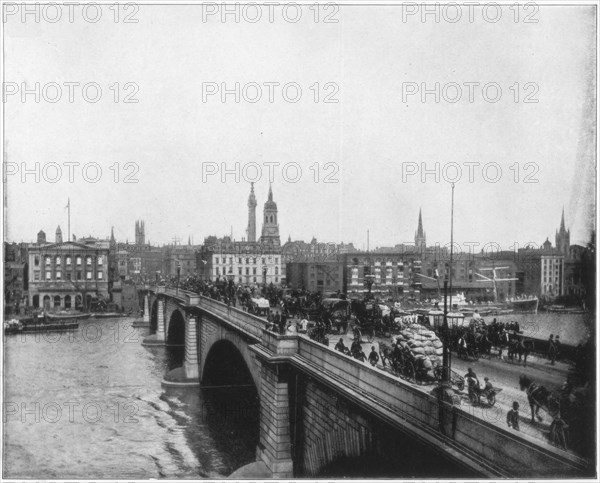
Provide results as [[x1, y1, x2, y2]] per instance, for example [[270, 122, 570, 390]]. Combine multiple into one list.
[[202, 339, 257, 389], [165, 308, 186, 370]]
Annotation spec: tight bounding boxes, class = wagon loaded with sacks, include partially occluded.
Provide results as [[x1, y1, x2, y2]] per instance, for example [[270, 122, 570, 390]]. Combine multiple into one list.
[[381, 323, 444, 383]]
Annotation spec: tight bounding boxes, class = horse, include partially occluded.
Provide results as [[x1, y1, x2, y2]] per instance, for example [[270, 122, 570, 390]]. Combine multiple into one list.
[[519, 375, 560, 423]]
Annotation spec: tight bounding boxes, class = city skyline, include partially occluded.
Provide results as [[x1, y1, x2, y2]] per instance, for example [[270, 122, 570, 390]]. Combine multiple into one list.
[[4, 5, 596, 249], [11, 192, 584, 256]]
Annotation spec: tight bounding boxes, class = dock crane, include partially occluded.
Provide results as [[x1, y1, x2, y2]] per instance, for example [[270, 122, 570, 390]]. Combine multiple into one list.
[[475, 267, 518, 303]]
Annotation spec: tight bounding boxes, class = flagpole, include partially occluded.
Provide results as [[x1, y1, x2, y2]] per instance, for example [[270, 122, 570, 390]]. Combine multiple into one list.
[[67, 198, 71, 241]]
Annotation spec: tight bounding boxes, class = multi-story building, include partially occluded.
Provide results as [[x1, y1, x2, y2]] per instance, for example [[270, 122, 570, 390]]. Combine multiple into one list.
[[27, 227, 110, 310], [198, 184, 286, 286], [4, 241, 29, 314], [163, 243, 199, 278], [198, 236, 283, 285]]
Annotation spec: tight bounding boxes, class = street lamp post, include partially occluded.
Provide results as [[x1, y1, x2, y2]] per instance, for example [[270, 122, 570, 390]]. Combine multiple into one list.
[[364, 274, 375, 299]]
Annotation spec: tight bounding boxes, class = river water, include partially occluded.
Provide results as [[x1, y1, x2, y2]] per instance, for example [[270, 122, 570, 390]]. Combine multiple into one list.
[[3, 317, 259, 479], [486, 311, 593, 346]]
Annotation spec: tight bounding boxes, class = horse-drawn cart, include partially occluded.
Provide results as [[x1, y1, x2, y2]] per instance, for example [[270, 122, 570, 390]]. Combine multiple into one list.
[[433, 366, 465, 391], [248, 297, 270, 316]]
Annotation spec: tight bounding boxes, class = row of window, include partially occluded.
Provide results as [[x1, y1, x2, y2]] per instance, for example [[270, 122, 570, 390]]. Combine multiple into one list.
[[227, 276, 279, 283], [33, 270, 103, 281], [214, 266, 280, 276], [34, 255, 103, 267], [214, 257, 279, 265]]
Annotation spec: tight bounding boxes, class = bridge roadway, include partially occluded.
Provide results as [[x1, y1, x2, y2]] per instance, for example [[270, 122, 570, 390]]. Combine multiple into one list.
[[138, 286, 591, 479]]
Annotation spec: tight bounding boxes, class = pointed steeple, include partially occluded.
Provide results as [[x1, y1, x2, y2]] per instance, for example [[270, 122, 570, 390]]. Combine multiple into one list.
[[414, 208, 426, 251], [417, 209, 424, 237], [560, 207, 566, 232], [110, 226, 116, 243]]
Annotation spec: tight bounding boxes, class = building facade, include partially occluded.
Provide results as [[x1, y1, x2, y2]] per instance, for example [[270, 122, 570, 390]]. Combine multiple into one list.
[[198, 236, 283, 285], [27, 230, 110, 310]]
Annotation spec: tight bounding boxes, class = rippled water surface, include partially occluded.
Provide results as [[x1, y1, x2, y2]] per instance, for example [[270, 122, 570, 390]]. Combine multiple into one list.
[[3, 318, 258, 479]]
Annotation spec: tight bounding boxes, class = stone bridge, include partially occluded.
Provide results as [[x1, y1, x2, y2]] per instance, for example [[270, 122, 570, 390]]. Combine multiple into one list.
[[138, 287, 591, 479]]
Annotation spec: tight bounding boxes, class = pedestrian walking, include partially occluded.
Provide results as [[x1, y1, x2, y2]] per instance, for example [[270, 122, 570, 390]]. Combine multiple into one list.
[[554, 336, 561, 361], [354, 346, 367, 363], [368, 346, 380, 366], [548, 334, 556, 365], [507, 401, 520, 431]]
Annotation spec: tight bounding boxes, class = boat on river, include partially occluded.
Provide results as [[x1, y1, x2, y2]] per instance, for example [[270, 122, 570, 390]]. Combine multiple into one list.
[[46, 312, 91, 322], [4, 318, 79, 334], [506, 296, 539, 314], [90, 312, 133, 319]]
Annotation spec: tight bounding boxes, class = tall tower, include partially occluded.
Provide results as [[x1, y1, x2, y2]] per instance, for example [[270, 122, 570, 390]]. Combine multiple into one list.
[[260, 184, 280, 246], [135, 220, 145, 246], [247, 182, 257, 242], [415, 209, 426, 251], [555, 208, 570, 257], [55, 225, 63, 244]]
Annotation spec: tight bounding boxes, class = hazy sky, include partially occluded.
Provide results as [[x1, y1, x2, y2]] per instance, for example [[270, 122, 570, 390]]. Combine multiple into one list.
[[4, 3, 596, 250]]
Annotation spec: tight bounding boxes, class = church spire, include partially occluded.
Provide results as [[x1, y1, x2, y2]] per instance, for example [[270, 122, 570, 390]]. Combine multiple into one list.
[[268, 182, 273, 201], [417, 209, 424, 237], [415, 208, 426, 251], [560, 207, 566, 232]]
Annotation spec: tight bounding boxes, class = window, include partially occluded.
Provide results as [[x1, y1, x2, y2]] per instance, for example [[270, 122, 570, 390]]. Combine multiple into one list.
[[46, 271, 51, 280], [229, 257, 233, 264], [34, 256, 40, 266], [246, 258, 249, 264], [275, 277, 279, 283], [246, 268, 249, 275], [66, 272, 72, 281], [66, 256, 71, 266], [216, 257, 219, 264], [216, 267, 220, 275], [97, 256, 103, 266], [86, 257, 92, 266], [56, 271, 62, 280], [238, 267, 242, 275], [275, 266, 279, 274], [86, 271, 92, 280], [34, 271, 40, 281], [253, 277, 256, 282], [77, 272, 82, 280], [56, 256, 61, 265], [46, 256, 51, 266], [275, 258, 278, 264], [238, 258, 241, 264], [76, 256, 82, 266], [253, 267, 257, 275], [262, 258, 266, 264], [239, 277, 242, 283], [98, 272, 103, 280], [253, 258, 257, 264]]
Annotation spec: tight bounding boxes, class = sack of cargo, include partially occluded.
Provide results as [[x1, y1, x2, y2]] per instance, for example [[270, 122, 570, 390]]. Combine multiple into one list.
[[424, 346, 436, 356], [422, 358, 433, 369], [433, 340, 443, 349], [412, 347, 425, 355], [435, 347, 444, 356]]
